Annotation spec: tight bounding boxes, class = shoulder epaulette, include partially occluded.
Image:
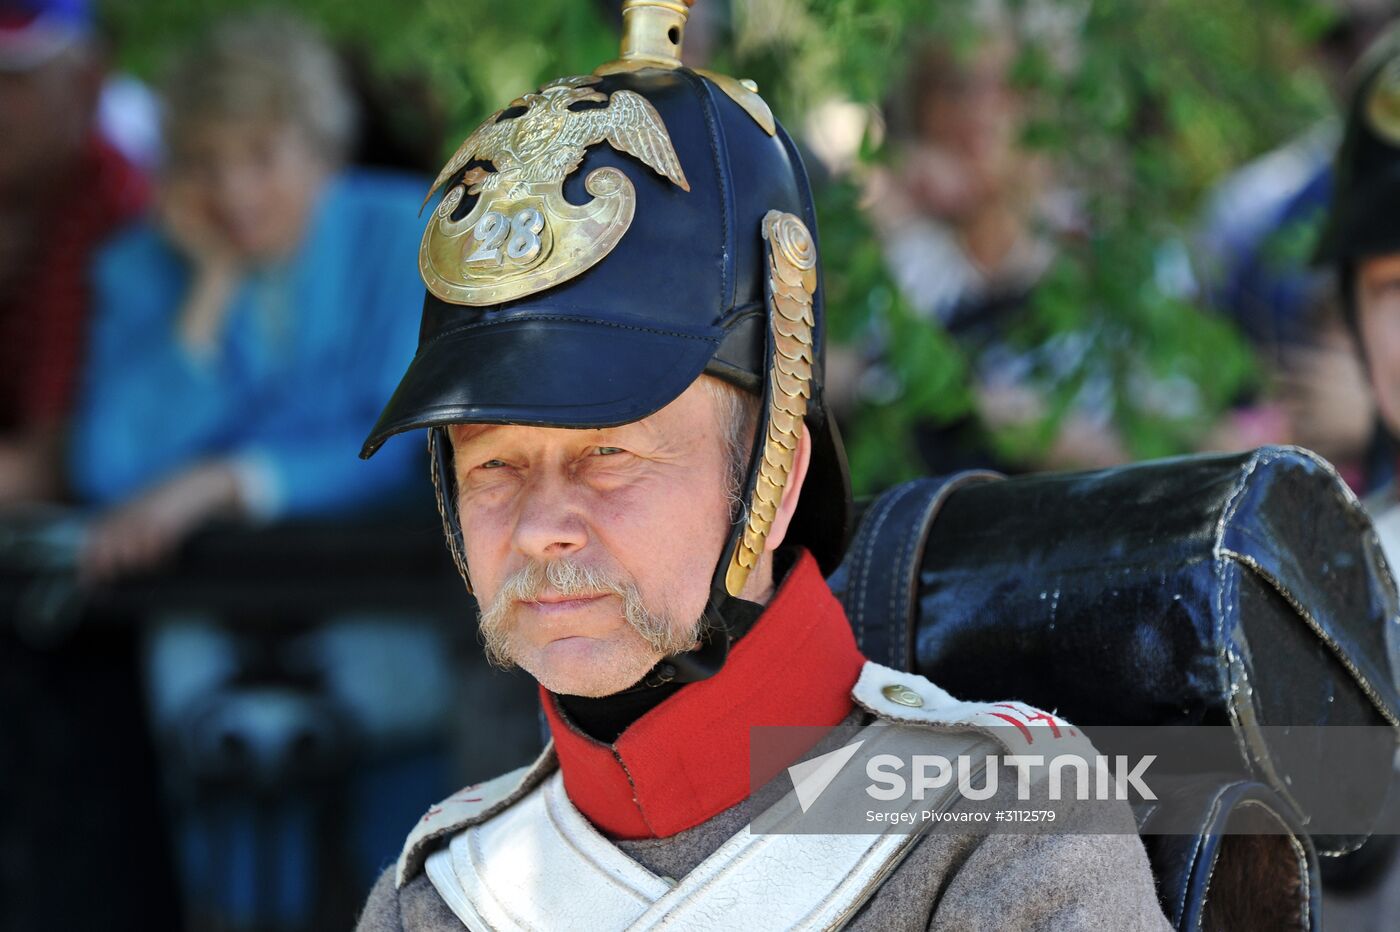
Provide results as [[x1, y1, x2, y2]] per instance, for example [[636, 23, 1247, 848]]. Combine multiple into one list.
[[852, 661, 1091, 757], [396, 744, 557, 887]]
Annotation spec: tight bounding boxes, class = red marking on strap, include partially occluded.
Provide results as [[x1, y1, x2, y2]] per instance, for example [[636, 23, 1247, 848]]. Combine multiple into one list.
[[988, 711, 1034, 743], [450, 783, 482, 803], [993, 703, 1067, 738]]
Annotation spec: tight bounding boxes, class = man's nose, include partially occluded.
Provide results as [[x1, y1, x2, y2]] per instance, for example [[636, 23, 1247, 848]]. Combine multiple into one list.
[[511, 471, 589, 561]]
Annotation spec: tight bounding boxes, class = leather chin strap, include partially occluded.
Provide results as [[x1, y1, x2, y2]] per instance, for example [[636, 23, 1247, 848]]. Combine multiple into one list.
[[668, 211, 820, 683], [662, 596, 734, 684], [667, 336, 778, 684], [430, 428, 475, 594]]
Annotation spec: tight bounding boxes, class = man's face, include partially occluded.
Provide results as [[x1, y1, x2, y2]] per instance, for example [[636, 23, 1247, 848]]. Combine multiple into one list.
[[449, 379, 736, 697], [1357, 254, 1400, 435]]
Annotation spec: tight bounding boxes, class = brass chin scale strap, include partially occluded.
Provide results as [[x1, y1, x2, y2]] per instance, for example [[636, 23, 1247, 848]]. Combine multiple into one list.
[[723, 210, 818, 597], [668, 210, 819, 684]]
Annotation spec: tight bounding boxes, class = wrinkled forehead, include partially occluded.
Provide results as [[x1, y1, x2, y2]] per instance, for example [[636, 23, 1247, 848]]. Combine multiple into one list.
[[445, 415, 669, 459], [445, 376, 725, 452], [448, 420, 631, 444]]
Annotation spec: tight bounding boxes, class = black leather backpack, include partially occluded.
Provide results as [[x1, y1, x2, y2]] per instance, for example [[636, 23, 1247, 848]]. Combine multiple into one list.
[[829, 445, 1400, 932]]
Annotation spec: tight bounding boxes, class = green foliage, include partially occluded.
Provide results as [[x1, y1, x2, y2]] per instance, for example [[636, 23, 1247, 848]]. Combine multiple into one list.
[[102, 0, 1339, 492], [995, 0, 1331, 466], [101, 0, 618, 131], [712, 0, 1332, 487]]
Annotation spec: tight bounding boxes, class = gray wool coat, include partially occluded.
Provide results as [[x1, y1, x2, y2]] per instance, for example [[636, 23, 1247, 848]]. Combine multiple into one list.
[[356, 727, 1173, 931]]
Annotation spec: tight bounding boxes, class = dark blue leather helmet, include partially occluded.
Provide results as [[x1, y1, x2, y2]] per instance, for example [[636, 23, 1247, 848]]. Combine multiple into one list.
[[1317, 25, 1400, 265], [361, 0, 851, 677]]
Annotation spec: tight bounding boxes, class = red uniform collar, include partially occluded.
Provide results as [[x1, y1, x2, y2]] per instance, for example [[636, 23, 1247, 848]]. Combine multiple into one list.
[[541, 549, 866, 839]]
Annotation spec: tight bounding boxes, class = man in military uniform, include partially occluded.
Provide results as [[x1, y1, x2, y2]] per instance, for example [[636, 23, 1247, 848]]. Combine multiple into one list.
[[1318, 24, 1400, 565], [356, 2, 1171, 928], [1313, 22, 1400, 915]]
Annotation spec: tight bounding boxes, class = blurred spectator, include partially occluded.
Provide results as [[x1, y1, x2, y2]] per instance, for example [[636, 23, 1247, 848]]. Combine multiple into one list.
[[871, 31, 1062, 329], [866, 11, 1127, 473], [1315, 17, 1400, 516], [1194, 0, 1393, 477], [1311, 23, 1400, 924], [59, 12, 457, 927], [1276, 299, 1376, 467], [0, 0, 147, 505], [1199, 0, 1393, 351], [71, 11, 423, 580], [1199, 293, 1376, 488], [1197, 123, 1338, 351], [0, 9, 178, 932]]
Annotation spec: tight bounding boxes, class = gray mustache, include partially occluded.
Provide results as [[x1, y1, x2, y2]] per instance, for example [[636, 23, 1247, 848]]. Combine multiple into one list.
[[476, 559, 703, 669]]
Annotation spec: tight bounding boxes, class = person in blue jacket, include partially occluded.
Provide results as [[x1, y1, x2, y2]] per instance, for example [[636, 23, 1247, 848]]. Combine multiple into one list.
[[63, 14, 454, 925], [71, 11, 423, 579]]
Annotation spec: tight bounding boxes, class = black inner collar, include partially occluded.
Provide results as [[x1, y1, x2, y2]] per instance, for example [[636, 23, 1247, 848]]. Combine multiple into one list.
[[555, 549, 797, 743]]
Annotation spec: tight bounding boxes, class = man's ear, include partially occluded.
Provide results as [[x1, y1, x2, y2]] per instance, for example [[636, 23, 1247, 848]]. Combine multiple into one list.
[[763, 423, 811, 554]]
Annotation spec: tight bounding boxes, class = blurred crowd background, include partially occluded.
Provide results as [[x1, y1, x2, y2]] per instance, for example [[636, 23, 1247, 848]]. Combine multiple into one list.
[[1, 0, 1397, 929]]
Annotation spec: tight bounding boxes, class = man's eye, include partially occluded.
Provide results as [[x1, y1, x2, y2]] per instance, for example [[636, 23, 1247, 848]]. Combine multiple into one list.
[[480, 459, 507, 469], [594, 447, 625, 456]]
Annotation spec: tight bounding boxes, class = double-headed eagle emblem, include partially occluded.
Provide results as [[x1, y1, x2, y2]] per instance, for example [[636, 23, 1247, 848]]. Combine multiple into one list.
[[420, 76, 690, 306]]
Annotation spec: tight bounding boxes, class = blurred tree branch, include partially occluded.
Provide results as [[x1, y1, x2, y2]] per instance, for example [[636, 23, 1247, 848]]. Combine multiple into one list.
[[101, 0, 1340, 491]]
